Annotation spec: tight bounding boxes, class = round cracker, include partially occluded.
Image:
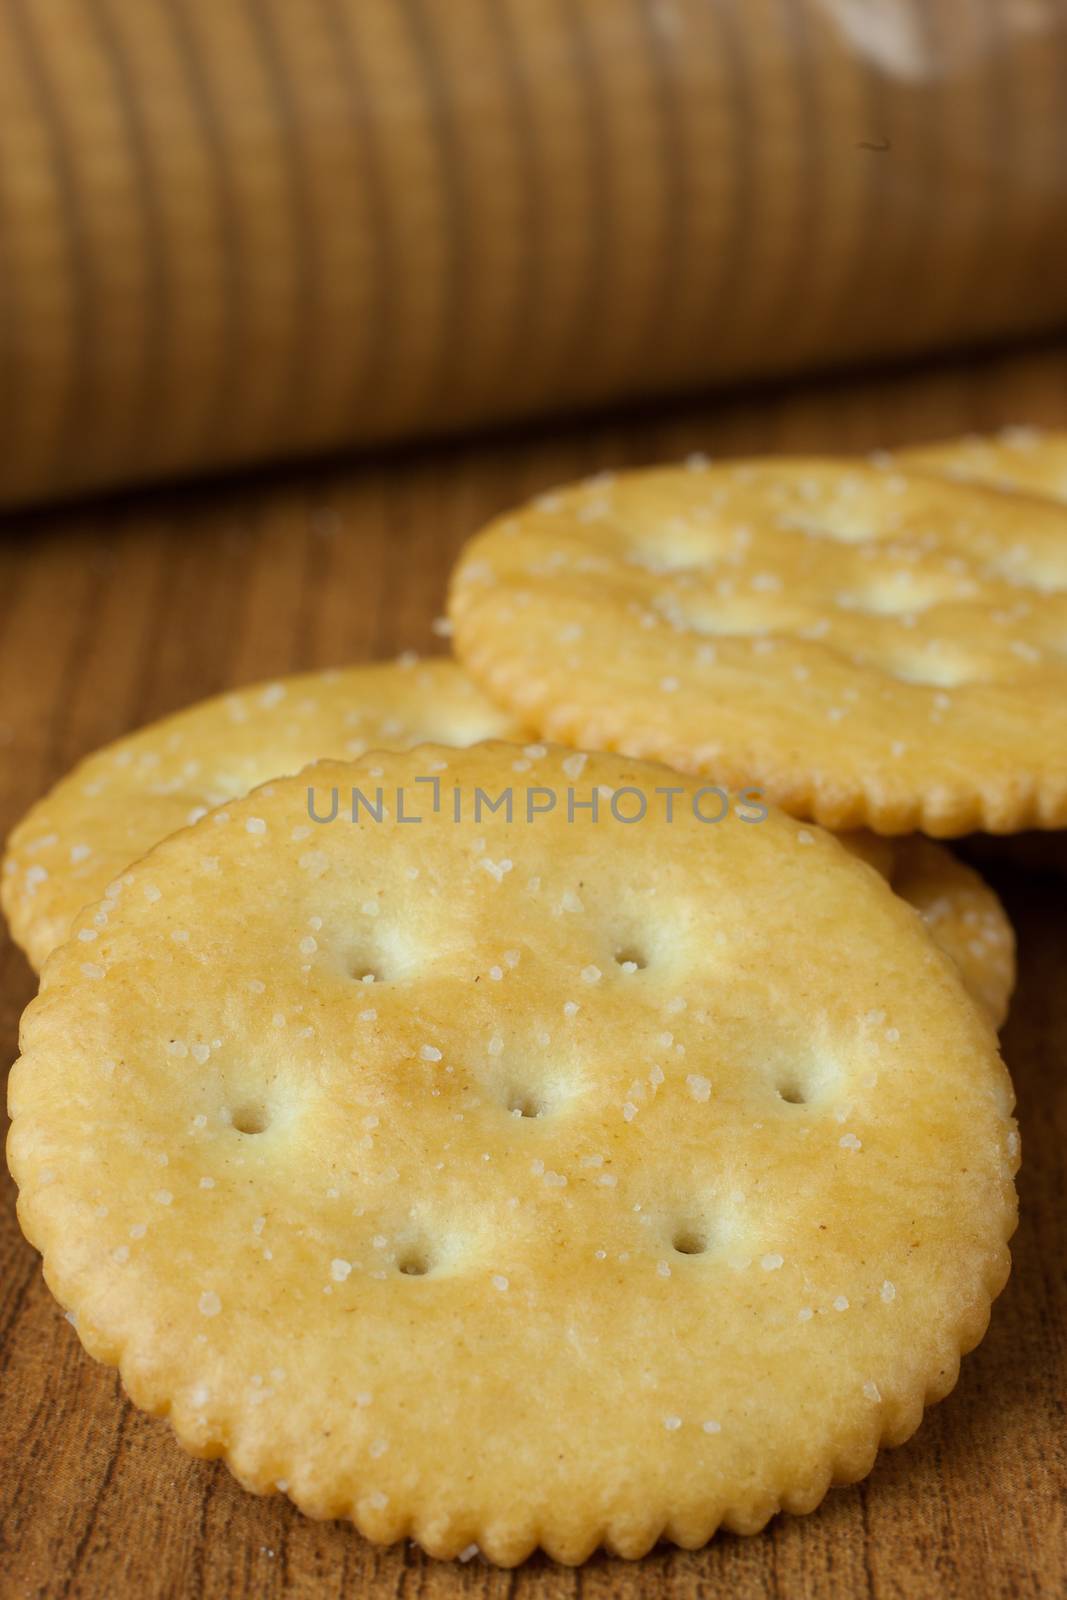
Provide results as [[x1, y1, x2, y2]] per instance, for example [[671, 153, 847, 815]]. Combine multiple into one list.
[[0, 681, 1013, 1029], [8, 744, 1018, 1565], [898, 427, 1067, 501], [448, 459, 1067, 836], [1, 657, 518, 971]]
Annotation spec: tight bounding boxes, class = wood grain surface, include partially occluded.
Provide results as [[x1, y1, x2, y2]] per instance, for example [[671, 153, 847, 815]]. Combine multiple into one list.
[[2, 345, 1066, 1598]]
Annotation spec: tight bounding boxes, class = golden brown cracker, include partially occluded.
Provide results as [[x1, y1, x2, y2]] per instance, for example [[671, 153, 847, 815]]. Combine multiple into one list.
[[449, 459, 1067, 837], [898, 427, 1067, 500], [2, 657, 518, 970], [8, 744, 1018, 1564]]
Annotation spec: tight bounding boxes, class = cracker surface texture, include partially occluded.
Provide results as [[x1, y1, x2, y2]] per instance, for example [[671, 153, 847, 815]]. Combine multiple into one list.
[[898, 427, 1067, 500], [2, 657, 517, 970], [8, 744, 1018, 1565], [1, 649, 1011, 1021], [448, 459, 1067, 836], [841, 835, 1014, 1029]]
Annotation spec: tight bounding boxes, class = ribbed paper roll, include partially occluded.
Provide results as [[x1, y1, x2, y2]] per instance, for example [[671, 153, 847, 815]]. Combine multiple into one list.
[[1, 0, 1066, 506]]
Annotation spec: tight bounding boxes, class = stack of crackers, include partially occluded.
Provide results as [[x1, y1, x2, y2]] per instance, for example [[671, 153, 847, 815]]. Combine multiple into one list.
[[5, 430, 1064, 1566]]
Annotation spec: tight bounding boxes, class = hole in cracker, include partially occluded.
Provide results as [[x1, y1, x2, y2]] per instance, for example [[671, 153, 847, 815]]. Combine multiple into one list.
[[672, 1226, 708, 1256], [839, 571, 964, 617], [883, 657, 978, 690], [345, 926, 426, 987], [776, 1080, 808, 1106], [398, 1247, 431, 1277], [231, 1103, 271, 1135], [507, 1090, 546, 1119], [614, 945, 648, 972]]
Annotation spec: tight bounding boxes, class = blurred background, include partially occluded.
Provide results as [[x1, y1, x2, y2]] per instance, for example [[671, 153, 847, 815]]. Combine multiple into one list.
[[1, 0, 1067, 508]]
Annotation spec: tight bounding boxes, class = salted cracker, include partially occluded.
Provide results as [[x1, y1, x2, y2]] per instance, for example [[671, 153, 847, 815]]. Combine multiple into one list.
[[448, 459, 1067, 836], [1, 657, 517, 971], [8, 744, 1018, 1564], [898, 427, 1067, 501], [1, 653, 1012, 1024]]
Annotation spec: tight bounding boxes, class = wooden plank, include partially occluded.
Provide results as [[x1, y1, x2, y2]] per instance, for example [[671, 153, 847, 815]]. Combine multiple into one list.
[[2, 345, 1066, 1598]]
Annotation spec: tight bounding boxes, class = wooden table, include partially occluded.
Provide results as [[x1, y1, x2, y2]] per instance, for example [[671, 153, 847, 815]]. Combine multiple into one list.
[[2, 344, 1066, 1598]]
